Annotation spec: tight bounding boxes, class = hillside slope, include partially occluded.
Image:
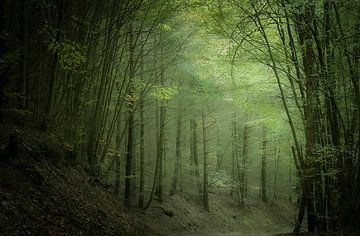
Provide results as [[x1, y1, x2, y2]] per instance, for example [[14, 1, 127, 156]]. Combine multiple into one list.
[[0, 126, 158, 236]]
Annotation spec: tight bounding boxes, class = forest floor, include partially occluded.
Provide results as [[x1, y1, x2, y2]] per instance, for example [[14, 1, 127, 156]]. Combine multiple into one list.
[[145, 188, 296, 236], [0, 125, 296, 235]]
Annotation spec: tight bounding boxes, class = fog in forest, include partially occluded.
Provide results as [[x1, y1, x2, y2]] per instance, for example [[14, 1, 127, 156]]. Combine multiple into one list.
[[0, 0, 359, 235]]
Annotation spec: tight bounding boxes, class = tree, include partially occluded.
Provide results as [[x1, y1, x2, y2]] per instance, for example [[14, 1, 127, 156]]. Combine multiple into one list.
[[261, 124, 267, 203], [202, 107, 209, 211], [169, 102, 183, 196]]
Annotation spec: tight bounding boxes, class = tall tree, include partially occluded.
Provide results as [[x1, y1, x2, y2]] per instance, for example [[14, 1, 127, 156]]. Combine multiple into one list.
[[169, 103, 183, 196], [261, 124, 267, 203], [202, 107, 209, 211], [124, 21, 136, 207]]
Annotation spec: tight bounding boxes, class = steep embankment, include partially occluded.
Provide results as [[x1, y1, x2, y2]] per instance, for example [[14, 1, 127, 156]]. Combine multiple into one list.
[[0, 125, 158, 235]]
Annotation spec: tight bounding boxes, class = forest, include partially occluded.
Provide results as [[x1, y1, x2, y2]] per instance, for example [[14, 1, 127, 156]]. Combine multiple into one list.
[[0, 0, 359, 235]]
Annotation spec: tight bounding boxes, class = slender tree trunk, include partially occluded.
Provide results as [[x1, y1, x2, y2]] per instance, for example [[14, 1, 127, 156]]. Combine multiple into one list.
[[216, 127, 221, 168], [114, 120, 122, 196], [155, 103, 165, 202], [190, 119, 202, 196], [231, 114, 236, 195], [169, 104, 182, 196], [233, 115, 242, 206], [241, 124, 248, 202], [114, 154, 121, 195], [261, 125, 267, 203], [155, 90, 165, 203], [273, 140, 280, 199], [294, 185, 307, 234], [124, 21, 135, 207], [163, 129, 166, 178], [45, 0, 64, 124], [302, 1, 317, 231], [138, 91, 145, 208], [155, 35, 165, 203], [190, 119, 195, 176], [202, 108, 209, 211]]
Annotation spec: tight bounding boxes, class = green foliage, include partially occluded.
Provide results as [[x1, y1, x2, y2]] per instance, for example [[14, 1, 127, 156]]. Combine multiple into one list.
[[43, 24, 86, 72], [48, 39, 86, 71], [150, 85, 178, 100], [158, 23, 173, 32]]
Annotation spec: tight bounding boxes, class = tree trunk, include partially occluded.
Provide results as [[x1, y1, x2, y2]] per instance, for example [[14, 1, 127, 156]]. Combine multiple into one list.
[[231, 114, 236, 196], [241, 124, 248, 203], [138, 92, 145, 208], [155, 34, 165, 203], [273, 140, 280, 199], [190, 119, 195, 176], [233, 114, 242, 206], [169, 105, 182, 196], [124, 21, 135, 207], [261, 125, 267, 203], [155, 85, 165, 203], [190, 118, 202, 196], [202, 108, 209, 211], [302, 1, 317, 231], [45, 0, 64, 123], [114, 120, 122, 196]]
